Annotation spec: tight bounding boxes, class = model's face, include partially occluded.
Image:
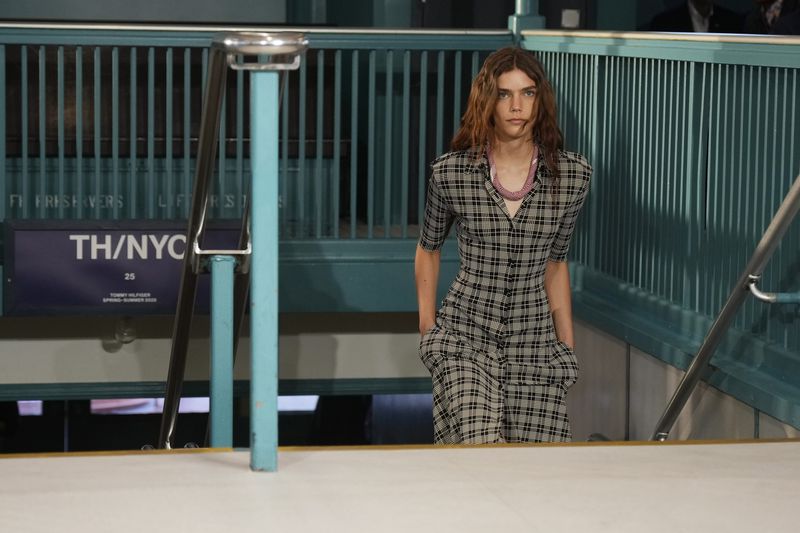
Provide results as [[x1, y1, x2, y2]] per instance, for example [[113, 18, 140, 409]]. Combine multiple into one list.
[[492, 68, 538, 143]]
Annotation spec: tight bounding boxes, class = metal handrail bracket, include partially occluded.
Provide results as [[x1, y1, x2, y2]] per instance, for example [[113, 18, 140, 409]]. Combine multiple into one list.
[[651, 173, 800, 441], [748, 275, 800, 305]]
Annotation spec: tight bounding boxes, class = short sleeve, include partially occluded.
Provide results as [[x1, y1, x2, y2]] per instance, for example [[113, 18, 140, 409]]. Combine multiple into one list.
[[418, 170, 454, 251], [549, 172, 591, 262]]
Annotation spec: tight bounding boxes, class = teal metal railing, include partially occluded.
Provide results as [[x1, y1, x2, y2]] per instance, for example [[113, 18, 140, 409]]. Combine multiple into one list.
[[0, 24, 511, 239], [2, 24, 800, 424], [524, 31, 800, 387]]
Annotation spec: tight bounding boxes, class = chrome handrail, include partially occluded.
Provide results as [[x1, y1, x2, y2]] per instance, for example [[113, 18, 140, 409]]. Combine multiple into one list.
[[158, 32, 307, 450], [652, 173, 800, 441]]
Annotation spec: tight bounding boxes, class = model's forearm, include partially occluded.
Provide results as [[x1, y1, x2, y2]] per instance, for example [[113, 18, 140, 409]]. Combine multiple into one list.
[[415, 245, 441, 335], [544, 260, 574, 348]]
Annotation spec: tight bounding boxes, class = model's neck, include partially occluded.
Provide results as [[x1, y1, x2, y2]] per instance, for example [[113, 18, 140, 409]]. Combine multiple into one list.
[[492, 137, 534, 161]]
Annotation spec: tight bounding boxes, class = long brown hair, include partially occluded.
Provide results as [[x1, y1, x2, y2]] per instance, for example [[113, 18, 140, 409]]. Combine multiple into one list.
[[451, 47, 563, 180]]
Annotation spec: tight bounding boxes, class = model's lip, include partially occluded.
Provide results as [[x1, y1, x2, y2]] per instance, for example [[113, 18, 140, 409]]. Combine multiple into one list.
[[508, 119, 526, 124]]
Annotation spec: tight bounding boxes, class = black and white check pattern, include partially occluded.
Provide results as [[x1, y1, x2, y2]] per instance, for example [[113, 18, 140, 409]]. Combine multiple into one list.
[[419, 148, 592, 444]]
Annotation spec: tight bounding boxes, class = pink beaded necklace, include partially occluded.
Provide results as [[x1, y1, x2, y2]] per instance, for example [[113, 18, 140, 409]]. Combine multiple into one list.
[[486, 143, 539, 201]]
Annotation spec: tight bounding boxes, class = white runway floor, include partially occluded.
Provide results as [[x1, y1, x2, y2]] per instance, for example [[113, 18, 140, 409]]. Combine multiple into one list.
[[1, 440, 798, 532]]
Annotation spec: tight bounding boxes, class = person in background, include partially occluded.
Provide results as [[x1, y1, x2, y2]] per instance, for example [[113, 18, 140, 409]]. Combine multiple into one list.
[[743, 0, 800, 34], [646, 0, 742, 32]]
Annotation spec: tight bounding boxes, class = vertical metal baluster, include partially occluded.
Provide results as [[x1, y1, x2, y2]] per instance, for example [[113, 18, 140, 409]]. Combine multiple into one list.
[[660, 61, 670, 298], [435, 51, 444, 156], [349, 50, 359, 239], [298, 57, 307, 237], [744, 65, 755, 318], [333, 49, 342, 239], [21, 46, 29, 218], [38, 46, 46, 219], [93, 47, 101, 220], [558, 53, 567, 142], [597, 56, 610, 271], [722, 65, 732, 316], [280, 65, 289, 236], [147, 47, 155, 219], [695, 63, 708, 314], [612, 56, 621, 273], [735, 67, 746, 312], [112, 47, 119, 219], [129, 48, 137, 219], [183, 48, 191, 219], [417, 50, 428, 234], [315, 49, 324, 238], [217, 66, 227, 221], [710, 64, 721, 310], [630, 57, 641, 286], [646, 58, 655, 291], [166, 47, 174, 219], [368, 50, 375, 239], [0, 45, 4, 221], [452, 50, 461, 134], [57, 46, 65, 219], [768, 67, 780, 339], [236, 62, 244, 220], [777, 69, 788, 337], [383, 49, 393, 238], [789, 70, 798, 348], [401, 50, 410, 239], [753, 66, 763, 306], [75, 47, 82, 220], [587, 54, 599, 269]]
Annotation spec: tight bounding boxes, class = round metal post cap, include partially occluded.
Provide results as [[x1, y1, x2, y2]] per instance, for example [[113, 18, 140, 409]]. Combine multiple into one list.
[[213, 32, 308, 56]]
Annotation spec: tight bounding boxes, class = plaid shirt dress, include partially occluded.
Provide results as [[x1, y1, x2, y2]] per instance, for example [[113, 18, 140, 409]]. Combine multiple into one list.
[[418, 147, 592, 444]]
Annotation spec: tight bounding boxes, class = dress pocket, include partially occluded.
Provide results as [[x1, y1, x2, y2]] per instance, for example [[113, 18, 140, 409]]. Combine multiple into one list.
[[418, 324, 445, 373], [550, 340, 579, 390]]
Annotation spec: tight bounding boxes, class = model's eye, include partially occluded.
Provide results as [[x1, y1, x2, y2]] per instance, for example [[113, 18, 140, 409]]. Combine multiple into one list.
[[524, 88, 538, 97], [497, 90, 510, 99]]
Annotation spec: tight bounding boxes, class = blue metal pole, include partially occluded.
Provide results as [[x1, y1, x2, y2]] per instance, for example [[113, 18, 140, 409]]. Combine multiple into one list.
[[209, 255, 235, 448], [250, 70, 280, 472]]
